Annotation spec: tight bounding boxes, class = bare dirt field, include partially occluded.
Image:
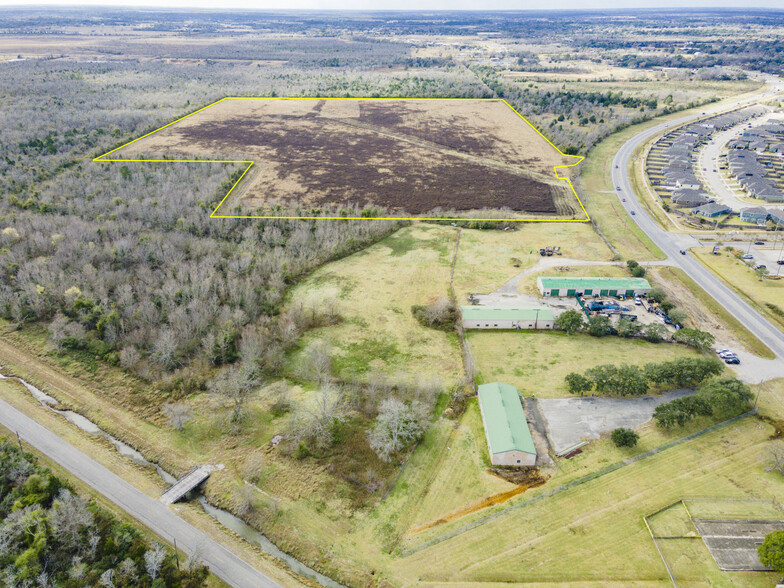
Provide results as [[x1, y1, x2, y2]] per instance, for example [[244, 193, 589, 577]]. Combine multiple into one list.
[[113, 98, 580, 217]]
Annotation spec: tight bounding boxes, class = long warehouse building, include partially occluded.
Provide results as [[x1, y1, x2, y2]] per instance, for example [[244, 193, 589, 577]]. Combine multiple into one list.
[[477, 382, 537, 466], [537, 277, 651, 298], [461, 306, 554, 330]]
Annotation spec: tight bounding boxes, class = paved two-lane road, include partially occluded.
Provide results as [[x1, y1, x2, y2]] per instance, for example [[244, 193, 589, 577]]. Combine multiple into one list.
[[0, 394, 283, 588], [610, 74, 784, 361]]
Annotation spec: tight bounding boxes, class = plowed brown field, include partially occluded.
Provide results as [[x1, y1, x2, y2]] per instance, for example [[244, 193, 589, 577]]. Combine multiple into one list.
[[115, 98, 579, 217]]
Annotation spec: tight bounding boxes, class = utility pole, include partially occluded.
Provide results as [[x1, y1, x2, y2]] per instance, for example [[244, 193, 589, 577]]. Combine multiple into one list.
[[173, 537, 180, 571], [16, 431, 22, 451]]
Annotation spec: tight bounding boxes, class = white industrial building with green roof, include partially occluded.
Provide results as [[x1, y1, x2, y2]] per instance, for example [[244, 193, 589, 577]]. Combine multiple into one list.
[[460, 306, 554, 330], [477, 382, 537, 466], [537, 276, 651, 298]]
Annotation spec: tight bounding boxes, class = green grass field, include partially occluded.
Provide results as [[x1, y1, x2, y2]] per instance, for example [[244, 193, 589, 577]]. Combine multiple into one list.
[[286, 223, 463, 383], [467, 330, 705, 398], [392, 410, 781, 586], [692, 246, 784, 332], [451, 223, 615, 304], [407, 399, 514, 530], [5, 314, 784, 587]]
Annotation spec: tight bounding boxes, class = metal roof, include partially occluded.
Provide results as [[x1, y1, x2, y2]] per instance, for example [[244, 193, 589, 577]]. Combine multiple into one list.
[[538, 277, 651, 291], [461, 306, 554, 322], [477, 383, 536, 455]]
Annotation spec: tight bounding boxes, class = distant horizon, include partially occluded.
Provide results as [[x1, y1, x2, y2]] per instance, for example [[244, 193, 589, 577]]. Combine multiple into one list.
[[1, 2, 783, 12]]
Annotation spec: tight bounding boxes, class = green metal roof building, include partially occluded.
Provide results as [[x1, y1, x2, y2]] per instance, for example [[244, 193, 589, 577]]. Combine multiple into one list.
[[461, 306, 554, 330], [477, 382, 537, 466], [537, 276, 651, 298]]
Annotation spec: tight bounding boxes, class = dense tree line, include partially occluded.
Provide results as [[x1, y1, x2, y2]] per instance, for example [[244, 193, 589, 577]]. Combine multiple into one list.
[[0, 439, 207, 586], [565, 357, 724, 396], [653, 377, 753, 428], [0, 61, 433, 391]]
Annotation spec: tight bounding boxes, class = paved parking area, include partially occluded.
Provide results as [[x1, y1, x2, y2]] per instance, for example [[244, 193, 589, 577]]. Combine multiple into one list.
[[536, 390, 692, 454], [752, 242, 784, 272]]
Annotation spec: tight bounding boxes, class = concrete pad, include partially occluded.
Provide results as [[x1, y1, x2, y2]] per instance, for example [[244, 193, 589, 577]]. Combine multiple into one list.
[[537, 390, 692, 454], [693, 519, 784, 571]]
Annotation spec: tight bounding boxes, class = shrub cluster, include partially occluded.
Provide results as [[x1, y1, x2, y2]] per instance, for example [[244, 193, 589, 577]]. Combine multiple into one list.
[[653, 377, 753, 428]]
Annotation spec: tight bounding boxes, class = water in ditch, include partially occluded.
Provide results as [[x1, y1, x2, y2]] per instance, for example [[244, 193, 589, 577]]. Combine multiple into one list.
[[0, 366, 343, 588]]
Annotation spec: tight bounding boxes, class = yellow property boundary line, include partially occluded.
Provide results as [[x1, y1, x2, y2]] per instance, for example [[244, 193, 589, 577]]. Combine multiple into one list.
[[93, 96, 590, 222]]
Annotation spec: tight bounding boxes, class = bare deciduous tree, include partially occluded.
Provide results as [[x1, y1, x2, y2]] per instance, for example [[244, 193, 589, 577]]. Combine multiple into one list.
[[186, 540, 207, 573], [152, 329, 180, 369], [116, 558, 137, 584], [267, 382, 292, 416], [99, 569, 114, 588], [144, 542, 166, 580], [423, 296, 453, 326], [68, 557, 86, 580], [367, 398, 429, 462], [766, 443, 784, 475], [47, 313, 70, 353], [292, 383, 346, 450], [162, 402, 193, 431], [86, 532, 100, 561], [49, 489, 93, 547], [234, 483, 255, 517], [208, 362, 259, 431], [119, 346, 141, 370], [301, 339, 333, 383]]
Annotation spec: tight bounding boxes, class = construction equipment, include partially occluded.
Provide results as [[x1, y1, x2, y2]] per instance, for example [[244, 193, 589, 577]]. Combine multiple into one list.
[[540, 245, 560, 256], [574, 294, 591, 318], [586, 301, 629, 313]]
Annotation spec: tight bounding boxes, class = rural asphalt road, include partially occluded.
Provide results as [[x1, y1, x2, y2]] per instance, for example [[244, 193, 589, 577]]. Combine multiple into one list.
[[611, 73, 784, 362], [0, 395, 283, 588]]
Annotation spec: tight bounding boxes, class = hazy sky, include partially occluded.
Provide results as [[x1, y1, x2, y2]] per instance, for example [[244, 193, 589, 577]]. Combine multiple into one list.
[[2, 0, 784, 10]]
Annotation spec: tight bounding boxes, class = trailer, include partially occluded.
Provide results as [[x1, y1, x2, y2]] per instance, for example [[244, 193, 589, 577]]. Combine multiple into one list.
[[585, 302, 630, 313]]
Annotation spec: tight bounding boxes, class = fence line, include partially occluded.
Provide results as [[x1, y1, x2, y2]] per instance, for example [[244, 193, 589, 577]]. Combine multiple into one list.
[[399, 409, 757, 557]]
